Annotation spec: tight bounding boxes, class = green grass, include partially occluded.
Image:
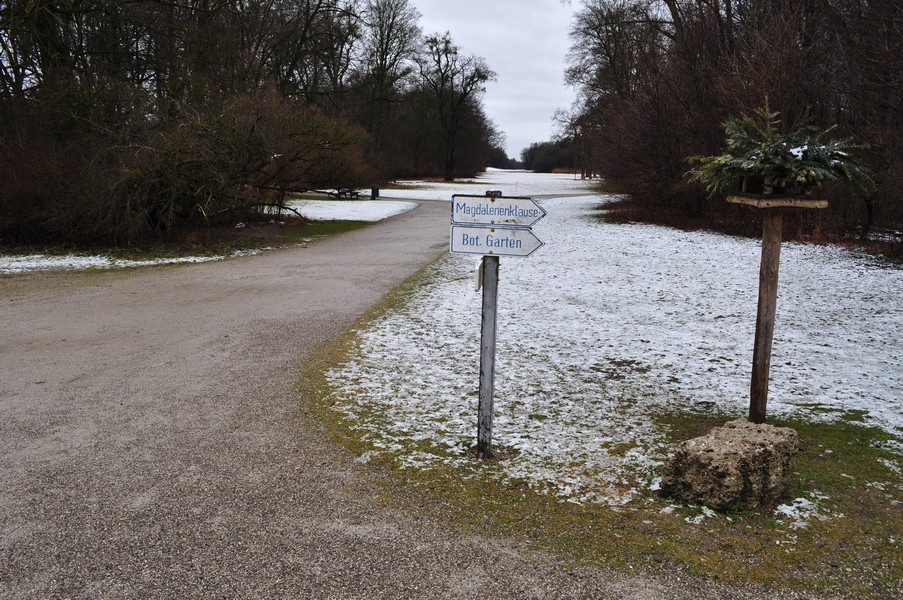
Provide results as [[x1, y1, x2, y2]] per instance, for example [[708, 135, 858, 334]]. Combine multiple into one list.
[[296, 264, 902, 599]]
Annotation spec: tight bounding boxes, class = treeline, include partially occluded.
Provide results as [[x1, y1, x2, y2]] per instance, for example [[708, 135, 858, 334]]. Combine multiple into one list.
[[0, 0, 504, 243], [520, 140, 575, 173], [566, 0, 903, 237]]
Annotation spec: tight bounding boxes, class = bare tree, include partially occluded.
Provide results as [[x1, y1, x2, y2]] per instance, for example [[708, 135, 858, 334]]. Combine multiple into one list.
[[417, 32, 494, 181], [566, 0, 903, 233], [357, 0, 421, 153], [0, 0, 506, 243]]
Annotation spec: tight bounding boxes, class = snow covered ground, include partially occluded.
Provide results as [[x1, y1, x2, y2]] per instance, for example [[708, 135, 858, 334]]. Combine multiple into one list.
[[325, 170, 903, 514], [0, 200, 417, 274], [378, 168, 596, 201], [285, 199, 416, 221]]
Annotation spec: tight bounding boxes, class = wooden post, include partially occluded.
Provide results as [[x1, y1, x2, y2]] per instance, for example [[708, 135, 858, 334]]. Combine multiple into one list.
[[749, 208, 783, 424], [727, 195, 827, 424], [477, 255, 499, 459]]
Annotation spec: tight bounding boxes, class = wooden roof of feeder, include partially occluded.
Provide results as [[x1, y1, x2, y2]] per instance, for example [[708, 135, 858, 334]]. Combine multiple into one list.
[[726, 195, 828, 210]]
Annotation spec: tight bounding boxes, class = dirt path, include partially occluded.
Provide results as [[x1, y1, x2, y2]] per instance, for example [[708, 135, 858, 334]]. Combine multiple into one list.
[[1, 201, 817, 599]]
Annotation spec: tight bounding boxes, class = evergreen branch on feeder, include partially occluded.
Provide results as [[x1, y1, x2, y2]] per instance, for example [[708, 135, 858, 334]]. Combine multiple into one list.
[[686, 105, 876, 196]]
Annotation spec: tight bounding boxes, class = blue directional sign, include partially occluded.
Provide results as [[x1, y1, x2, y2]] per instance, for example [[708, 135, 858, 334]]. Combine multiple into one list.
[[451, 194, 547, 227], [450, 225, 544, 257]]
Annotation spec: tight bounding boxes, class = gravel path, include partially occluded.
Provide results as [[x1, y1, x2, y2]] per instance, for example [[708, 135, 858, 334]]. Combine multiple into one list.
[[1, 201, 827, 598]]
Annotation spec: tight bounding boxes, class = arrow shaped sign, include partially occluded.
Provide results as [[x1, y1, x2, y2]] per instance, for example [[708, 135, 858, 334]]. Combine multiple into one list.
[[450, 225, 545, 257], [451, 195, 547, 227]]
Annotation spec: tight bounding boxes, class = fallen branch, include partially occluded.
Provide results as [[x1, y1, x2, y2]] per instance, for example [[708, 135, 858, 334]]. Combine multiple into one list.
[[250, 203, 307, 220]]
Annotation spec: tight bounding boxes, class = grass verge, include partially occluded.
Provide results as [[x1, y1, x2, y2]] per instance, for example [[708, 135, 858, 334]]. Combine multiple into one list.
[[297, 262, 902, 599]]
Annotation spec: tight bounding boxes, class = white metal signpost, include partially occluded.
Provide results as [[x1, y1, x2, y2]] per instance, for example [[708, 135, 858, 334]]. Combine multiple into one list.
[[450, 193, 546, 459]]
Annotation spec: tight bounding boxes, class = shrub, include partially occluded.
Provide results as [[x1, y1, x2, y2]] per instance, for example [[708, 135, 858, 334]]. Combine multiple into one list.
[[0, 89, 373, 244]]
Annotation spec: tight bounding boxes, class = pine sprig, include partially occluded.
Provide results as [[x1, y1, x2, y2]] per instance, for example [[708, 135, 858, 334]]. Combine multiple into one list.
[[686, 106, 876, 196]]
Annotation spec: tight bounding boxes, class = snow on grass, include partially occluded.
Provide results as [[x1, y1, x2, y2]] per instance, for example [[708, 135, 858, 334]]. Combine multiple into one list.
[[285, 199, 416, 221], [685, 506, 718, 525], [1, 200, 416, 274], [326, 172, 903, 509], [0, 250, 265, 274], [379, 167, 597, 201], [775, 492, 834, 530]]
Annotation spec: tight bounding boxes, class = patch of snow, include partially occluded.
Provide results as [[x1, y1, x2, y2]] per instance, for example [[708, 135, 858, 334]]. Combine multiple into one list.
[[326, 171, 902, 507], [285, 200, 417, 221], [878, 457, 901, 475], [685, 506, 717, 525], [775, 493, 833, 530], [2, 198, 417, 274], [0, 250, 263, 274], [868, 229, 903, 243], [776, 534, 798, 546], [379, 169, 599, 201]]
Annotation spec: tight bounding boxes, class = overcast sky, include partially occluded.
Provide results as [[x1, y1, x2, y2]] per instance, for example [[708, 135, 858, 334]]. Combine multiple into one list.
[[413, 0, 579, 159]]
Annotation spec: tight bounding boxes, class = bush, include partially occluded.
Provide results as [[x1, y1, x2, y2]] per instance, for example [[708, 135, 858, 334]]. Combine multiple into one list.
[[0, 88, 373, 244]]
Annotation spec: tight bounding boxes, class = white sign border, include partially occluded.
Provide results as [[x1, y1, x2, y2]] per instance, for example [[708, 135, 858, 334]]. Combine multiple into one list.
[[449, 224, 545, 258], [450, 194, 547, 228]]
